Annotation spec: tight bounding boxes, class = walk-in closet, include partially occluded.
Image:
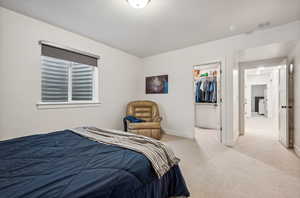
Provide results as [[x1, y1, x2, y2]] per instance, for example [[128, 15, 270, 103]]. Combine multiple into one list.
[[193, 62, 221, 134]]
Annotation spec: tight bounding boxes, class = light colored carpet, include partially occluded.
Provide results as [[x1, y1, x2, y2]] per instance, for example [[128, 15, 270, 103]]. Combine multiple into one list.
[[161, 131, 300, 198], [245, 115, 277, 136]]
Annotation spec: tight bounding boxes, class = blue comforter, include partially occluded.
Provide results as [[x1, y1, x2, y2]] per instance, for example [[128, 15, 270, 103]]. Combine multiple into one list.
[[0, 130, 190, 198]]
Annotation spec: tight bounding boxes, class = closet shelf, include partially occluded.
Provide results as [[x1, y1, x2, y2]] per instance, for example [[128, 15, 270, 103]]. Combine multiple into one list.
[[195, 103, 218, 107]]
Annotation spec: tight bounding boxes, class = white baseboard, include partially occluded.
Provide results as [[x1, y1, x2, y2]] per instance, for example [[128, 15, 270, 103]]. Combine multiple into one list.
[[224, 140, 235, 147], [294, 145, 300, 158], [222, 130, 240, 147], [163, 128, 194, 139], [231, 130, 240, 146]]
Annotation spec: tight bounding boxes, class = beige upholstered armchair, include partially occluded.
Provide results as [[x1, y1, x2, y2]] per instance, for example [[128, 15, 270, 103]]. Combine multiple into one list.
[[126, 100, 162, 140]]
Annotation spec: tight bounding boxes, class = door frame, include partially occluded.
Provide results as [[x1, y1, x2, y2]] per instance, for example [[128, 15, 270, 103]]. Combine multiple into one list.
[[238, 57, 287, 137], [286, 60, 295, 147], [192, 60, 223, 143]]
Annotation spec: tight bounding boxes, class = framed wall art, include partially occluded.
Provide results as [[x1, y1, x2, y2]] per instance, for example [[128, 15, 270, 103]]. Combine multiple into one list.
[[145, 75, 168, 94]]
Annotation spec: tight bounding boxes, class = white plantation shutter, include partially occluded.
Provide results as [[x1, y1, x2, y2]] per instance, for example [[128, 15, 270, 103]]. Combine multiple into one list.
[[41, 57, 69, 102], [72, 64, 94, 101]]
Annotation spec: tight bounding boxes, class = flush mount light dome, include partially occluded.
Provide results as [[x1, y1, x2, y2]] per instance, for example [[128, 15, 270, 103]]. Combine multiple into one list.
[[127, 0, 151, 9]]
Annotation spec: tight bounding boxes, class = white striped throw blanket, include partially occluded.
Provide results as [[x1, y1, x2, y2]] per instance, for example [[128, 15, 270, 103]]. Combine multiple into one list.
[[71, 127, 180, 178]]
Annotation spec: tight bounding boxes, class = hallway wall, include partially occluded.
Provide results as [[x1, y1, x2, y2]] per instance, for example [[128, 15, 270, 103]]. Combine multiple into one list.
[[245, 70, 279, 118], [246, 75, 269, 114], [289, 41, 300, 156], [244, 68, 279, 135]]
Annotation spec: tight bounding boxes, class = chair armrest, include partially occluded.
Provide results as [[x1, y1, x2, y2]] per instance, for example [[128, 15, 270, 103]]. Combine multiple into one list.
[[153, 116, 162, 122]]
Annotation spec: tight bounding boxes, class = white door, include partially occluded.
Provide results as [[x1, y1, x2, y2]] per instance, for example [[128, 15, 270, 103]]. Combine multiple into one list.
[[279, 64, 289, 147], [264, 87, 268, 117], [244, 73, 252, 117]]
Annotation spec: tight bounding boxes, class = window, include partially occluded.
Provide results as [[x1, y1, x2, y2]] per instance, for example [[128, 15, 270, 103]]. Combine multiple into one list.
[[39, 42, 99, 106]]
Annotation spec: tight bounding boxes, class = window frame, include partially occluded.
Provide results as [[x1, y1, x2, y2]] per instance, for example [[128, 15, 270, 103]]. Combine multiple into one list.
[[37, 42, 100, 109]]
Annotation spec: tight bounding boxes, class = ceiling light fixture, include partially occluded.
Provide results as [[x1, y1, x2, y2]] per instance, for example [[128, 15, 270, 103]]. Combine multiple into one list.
[[127, 0, 151, 9]]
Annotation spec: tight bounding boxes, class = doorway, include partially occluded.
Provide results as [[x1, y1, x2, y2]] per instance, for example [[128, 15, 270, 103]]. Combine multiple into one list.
[[193, 62, 222, 142], [231, 40, 300, 177], [242, 66, 280, 140], [235, 41, 300, 149], [238, 57, 294, 148]]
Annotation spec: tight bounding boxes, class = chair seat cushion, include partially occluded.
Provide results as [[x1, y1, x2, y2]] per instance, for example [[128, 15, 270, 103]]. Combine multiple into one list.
[[128, 122, 161, 129]]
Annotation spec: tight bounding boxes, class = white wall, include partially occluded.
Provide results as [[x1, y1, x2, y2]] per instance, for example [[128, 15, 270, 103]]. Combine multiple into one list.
[[289, 41, 300, 155], [245, 74, 270, 114], [139, 21, 300, 144], [0, 8, 142, 140], [1, 7, 300, 145]]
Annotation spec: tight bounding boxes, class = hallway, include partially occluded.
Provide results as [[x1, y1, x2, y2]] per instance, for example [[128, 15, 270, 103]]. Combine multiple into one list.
[[244, 115, 277, 138]]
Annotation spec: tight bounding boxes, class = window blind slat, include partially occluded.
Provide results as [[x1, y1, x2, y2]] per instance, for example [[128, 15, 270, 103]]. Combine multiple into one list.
[[41, 56, 69, 102], [41, 55, 95, 103], [72, 64, 93, 101]]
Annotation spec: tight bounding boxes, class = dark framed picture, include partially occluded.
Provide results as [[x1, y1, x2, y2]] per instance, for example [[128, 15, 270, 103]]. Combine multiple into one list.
[[146, 75, 168, 94]]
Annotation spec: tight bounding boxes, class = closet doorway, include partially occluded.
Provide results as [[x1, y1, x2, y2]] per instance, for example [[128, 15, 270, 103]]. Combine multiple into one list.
[[193, 62, 222, 142]]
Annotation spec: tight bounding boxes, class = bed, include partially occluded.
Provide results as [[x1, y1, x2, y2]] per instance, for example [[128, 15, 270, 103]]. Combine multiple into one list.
[[0, 129, 190, 198]]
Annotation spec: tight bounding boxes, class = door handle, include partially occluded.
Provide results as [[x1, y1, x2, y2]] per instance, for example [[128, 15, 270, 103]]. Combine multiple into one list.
[[282, 105, 293, 109]]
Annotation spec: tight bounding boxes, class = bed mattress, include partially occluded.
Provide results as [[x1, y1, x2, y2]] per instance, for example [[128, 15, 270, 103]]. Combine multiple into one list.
[[0, 130, 190, 198]]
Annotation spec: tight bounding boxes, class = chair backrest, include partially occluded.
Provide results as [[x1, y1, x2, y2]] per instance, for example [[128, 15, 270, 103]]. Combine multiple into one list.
[[126, 100, 160, 122]]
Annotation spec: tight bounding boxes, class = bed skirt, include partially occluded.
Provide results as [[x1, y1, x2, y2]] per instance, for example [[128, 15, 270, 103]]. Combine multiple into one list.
[[132, 164, 190, 198]]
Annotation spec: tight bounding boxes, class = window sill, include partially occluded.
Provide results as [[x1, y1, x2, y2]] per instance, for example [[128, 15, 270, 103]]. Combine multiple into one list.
[[36, 102, 101, 109]]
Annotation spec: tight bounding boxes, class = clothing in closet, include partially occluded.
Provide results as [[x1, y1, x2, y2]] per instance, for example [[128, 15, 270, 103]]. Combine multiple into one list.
[[195, 77, 217, 103]]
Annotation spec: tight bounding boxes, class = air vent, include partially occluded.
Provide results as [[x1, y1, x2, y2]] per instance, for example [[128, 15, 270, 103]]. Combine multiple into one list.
[[257, 21, 271, 29]]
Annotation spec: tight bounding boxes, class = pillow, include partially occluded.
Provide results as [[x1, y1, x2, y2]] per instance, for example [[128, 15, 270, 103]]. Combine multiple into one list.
[[125, 116, 145, 123]]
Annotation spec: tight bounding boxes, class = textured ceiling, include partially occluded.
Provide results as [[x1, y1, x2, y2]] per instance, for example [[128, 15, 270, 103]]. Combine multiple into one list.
[[1, 0, 300, 57]]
